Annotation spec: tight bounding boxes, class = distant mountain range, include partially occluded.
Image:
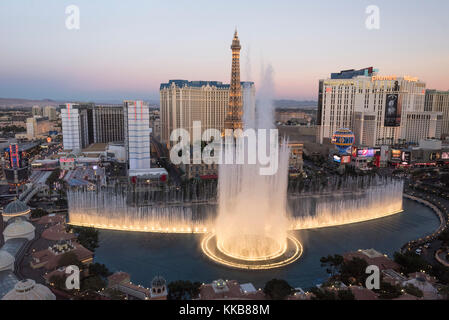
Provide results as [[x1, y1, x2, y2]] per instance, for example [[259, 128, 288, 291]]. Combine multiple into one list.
[[274, 100, 317, 109], [0, 98, 64, 109], [0, 97, 317, 110], [0, 98, 160, 109]]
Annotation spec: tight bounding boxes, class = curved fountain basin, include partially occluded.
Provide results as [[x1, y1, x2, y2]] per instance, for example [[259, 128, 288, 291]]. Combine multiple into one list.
[[216, 234, 287, 261], [202, 233, 303, 270]]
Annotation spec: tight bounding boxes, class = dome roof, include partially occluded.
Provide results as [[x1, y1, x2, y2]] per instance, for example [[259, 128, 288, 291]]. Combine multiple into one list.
[[2, 279, 56, 300], [0, 250, 15, 269], [151, 276, 166, 287], [4, 220, 35, 238], [3, 200, 30, 217]]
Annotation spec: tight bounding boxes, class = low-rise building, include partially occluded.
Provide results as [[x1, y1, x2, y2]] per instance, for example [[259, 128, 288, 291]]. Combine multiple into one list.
[[343, 248, 400, 271], [26, 116, 53, 140], [199, 279, 265, 300], [107, 272, 167, 300], [31, 241, 93, 270]]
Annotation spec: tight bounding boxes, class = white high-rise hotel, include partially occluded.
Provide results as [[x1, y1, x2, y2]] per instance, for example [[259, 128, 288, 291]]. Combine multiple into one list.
[[317, 67, 442, 146], [61, 103, 91, 151], [124, 100, 152, 176], [61, 101, 158, 177]]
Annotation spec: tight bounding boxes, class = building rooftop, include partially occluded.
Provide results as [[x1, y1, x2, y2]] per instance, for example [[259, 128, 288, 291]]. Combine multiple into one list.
[[107, 271, 131, 287], [1, 279, 55, 300], [199, 280, 265, 300], [0, 238, 27, 257], [3, 220, 35, 239], [36, 214, 66, 225], [41, 224, 77, 241], [31, 241, 93, 270], [343, 249, 400, 271], [331, 67, 375, 79], [0, 250, 15, 270], [2, 141, 40, 153], [349, 285, 378, 300], [240, 283, 257, 294], [0, 271, 18, 299], [3, 200, 30, 217], [82, 143, 108, 153], [160, 80, 254, 90]]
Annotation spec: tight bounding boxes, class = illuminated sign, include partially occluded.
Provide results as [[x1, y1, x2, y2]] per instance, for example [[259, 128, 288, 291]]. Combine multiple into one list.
[[9, 144, 19, 168], [430, 152, 441, 161], [372, 75, 397, 81], [385, 91, 402, 127], [324, 80, 356, 86], [391, 149, 401, 160], [372, 75, 418, 83], [404, 75, 419, 82], [357, 148, 375, 157], [341, 155, 351, 164], [333, 155, 341, 163], [401, 151, 411, 164], [442, 152, 449, 160], [60, 158, 75, 163]]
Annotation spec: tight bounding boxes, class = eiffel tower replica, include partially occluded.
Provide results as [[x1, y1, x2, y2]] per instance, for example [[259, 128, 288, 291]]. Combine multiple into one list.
[[224, 29, 243, 134]]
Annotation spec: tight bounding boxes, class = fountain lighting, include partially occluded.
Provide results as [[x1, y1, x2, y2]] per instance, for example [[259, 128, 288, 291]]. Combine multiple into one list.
[[289, 179, 404, 230], [201, 233, 303, 270], [216, 235, 287, 261], [67, 177, 403, 236]]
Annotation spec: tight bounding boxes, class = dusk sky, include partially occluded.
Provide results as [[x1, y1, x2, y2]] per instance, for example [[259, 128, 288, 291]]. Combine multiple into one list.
[[0, 0, 448, 101]]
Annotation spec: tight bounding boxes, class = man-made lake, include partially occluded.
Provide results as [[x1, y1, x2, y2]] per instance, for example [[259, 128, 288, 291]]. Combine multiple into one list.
[[94, 199, 439, 289]]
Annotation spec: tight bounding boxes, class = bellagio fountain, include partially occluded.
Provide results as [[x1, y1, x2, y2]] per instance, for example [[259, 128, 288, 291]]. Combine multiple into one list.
[[201, 65, 303, 269]]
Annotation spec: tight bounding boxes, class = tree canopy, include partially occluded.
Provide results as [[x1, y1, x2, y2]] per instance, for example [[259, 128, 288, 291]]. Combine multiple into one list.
[[167, 280, 202, 300], [263, 279, 293, 300]]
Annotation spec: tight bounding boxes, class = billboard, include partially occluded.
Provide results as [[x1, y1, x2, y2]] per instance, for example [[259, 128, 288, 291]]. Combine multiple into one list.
[[357, 148, 375, 157], [391, 149, 401, 161], [9, 144, 20, 169], [384, 82, 401, 127], [374, 155, 381, 167], [341, 155, 351, 164], [401, 151, 411, 164], [430, 152, 441, 161], [442, 152, 449, 160]]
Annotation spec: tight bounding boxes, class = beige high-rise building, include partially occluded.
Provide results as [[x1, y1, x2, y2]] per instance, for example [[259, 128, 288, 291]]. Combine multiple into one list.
[[43, 106, 57, 121], [26, 116, 52, 139], [425, 90, 449, 137], [32, 105, 42, 117], [353, 111, 376, 146], [402, 111, 442, 143], [160, 80, 255, 147]]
